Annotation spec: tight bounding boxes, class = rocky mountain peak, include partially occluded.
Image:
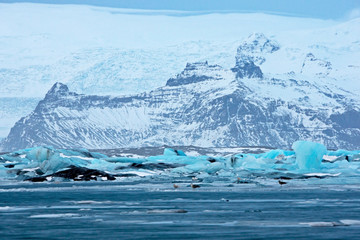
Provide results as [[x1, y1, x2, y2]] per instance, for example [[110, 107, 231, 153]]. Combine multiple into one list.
[[230, 33, 280, 79], [231, 60, 263, 79], [238, 33, 280, 56], [301, 53, 332, 76], [45, 82, 70, 99], [183, 61, 222, 72], [185, 61, 208, 70], [1, 51, 359, 151], [166, 61, 224, 86], [305, 53, 316, 60]]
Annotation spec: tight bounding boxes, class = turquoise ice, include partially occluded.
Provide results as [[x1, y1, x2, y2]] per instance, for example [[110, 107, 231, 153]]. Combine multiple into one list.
[[292, 141, 327, 170], [0, 142, 359, 184]]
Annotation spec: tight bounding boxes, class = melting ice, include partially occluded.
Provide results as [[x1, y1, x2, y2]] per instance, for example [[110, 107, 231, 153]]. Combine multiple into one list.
[[0, 141, 359, 186]]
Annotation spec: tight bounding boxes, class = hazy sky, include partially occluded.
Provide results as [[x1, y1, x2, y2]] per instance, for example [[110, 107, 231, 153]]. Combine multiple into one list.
[[1, 0, 360, 20]]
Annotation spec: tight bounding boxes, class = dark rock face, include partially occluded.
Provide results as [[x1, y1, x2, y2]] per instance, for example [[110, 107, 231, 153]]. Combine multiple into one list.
[[237, 33, 280, 56], [330, 110, 360, 129], [45, 82, 70, 99], [167, 75, 211, 87], [231, 33, 280, 79], [231, 60, 263, 79], [1, 76, 359, 151], [166, 61, 223, 86], [301, 53, 332, 76]]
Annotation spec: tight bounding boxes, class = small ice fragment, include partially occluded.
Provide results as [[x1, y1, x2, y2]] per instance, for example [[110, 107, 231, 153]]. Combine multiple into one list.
[[22, 167, 40, 172], [59, 152, 94, 160], [304, 173, 341, 178], [300, 222, 336, 227], [340, 220, 360, 225], [29, 213, 79, 218], [322, 155, 338, 162], [147, 209, 187, 214], [71, 200, 101, 204], [0, 206, 13, 211]]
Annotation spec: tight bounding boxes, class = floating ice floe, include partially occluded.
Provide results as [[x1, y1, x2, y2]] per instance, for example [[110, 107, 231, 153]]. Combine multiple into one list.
[[300, 219, 360, 227], [0, 141, 359, 185], [29, 213, 80, 218]]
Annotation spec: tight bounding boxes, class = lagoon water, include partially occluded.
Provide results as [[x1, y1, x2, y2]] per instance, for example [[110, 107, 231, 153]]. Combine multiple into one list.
[[1, 143, 360, 239], [1, 181, 360, 239]]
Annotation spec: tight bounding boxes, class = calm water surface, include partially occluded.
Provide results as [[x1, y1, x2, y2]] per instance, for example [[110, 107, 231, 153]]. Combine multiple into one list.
[[1, 182, 360, 239]]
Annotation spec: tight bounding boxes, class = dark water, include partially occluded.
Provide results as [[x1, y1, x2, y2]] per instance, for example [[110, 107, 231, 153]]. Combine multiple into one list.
[[1, 182, 360, 239]]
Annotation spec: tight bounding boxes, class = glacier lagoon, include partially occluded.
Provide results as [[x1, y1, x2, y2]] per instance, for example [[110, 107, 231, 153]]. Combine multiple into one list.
[[1, 183, 360, 239], [1, 141, 360, 239], [1, 2, 360, 239]]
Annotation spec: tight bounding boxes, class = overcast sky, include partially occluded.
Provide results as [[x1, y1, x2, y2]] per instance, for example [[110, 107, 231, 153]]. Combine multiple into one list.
[[1, 0, 360, 20]]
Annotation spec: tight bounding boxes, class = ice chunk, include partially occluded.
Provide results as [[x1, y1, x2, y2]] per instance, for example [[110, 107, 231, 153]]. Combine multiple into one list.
[[322, 155, 339, 162], [104, 157, 145, 164], [339, 220, 360, 225], [38, 152, 89, 175], [203, 162, 225, 174], [70, 148, 108, 159], [300, 221, 338, 227], [0, 206, 13, 211], [29, 213, 80, 218], [292, 141, 327, 170], [26, 146, 54, 162], [326, 149, 360, 162], [1, 143, 360, 184], [173, 161, 208, 174], [258, 149, 293, 159], [163, 148, 186, 156]]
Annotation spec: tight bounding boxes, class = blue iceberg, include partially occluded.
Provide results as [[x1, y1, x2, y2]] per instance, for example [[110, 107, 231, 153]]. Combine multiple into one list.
[[0, 144, 359, 186], [292, 141, 327, 170]]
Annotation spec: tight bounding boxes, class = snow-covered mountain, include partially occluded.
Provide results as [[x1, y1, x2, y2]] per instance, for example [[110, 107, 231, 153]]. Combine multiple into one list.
[[0, 3, 360, 149], [1, 3, 360, 138], [2, 32, 359, 151]]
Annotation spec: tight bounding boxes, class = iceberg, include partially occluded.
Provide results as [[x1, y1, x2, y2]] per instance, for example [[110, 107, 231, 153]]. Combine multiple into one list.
[[0, 142, 359, 185], [163, 148, 186, 156], [292, 141, 327, 170]]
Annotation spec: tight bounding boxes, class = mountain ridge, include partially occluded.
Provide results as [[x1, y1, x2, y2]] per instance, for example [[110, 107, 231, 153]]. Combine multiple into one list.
[[1, 33, 359, 151], [1, 6, 359, 139]]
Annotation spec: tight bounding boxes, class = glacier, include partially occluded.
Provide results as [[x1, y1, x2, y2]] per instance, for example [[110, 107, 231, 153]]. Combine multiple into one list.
[[1, 4, 360, 239], [0, 141, 359, 186], [0, 3, 360, 139], [1, 33, 360, 151]]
